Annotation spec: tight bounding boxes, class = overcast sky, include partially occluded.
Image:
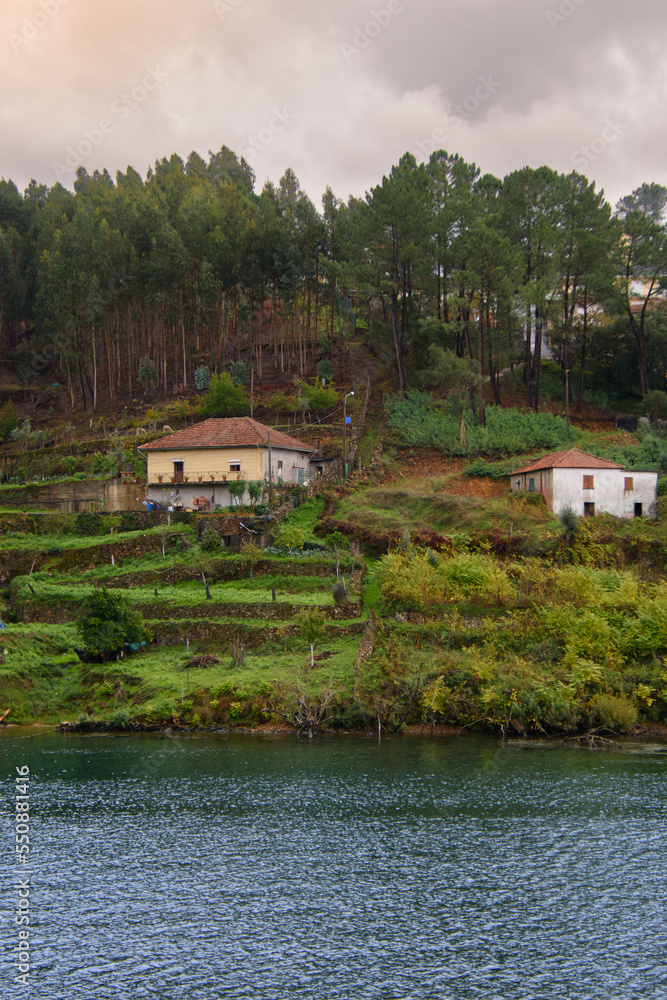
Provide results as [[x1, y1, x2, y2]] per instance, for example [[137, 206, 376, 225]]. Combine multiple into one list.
[[1, 0, 665, 209]]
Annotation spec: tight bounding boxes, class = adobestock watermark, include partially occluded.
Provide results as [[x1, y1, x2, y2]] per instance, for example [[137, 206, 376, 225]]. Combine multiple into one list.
[[13, 766, 32, 988], [569, 116, 628, 171], [414, 74, 501, 160], [340, 1, 403, 63], [240, 107, 296, 163], [213, 0, 244, 20], [545, 0, 586, 31], [52, 65, 169, 182], [8, 0, 72, 53]]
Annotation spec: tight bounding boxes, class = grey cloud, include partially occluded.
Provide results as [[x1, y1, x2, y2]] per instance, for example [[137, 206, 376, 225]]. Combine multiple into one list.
[[0, 0, 665, 207]]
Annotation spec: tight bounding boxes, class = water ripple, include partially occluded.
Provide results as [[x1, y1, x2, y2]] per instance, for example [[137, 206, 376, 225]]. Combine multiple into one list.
[[1, 733, 665, 999]]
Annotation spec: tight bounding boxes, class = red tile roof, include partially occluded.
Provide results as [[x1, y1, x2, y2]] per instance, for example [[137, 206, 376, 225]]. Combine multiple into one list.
[[139, 418, 315, 453], [511, 448, 626, 474]]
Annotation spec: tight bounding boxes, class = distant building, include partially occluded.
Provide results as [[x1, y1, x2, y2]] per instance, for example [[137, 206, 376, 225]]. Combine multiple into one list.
[[140, 417, 315, 509], [510, 448, 657, 518]]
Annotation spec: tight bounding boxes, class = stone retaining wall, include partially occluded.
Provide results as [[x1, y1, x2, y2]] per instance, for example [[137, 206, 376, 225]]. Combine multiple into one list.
[[150, 619, 366, 645], [20, 599, 362, 624]]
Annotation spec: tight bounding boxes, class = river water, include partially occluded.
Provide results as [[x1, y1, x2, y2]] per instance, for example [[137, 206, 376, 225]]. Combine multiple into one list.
[[1, 730, 666, 999]]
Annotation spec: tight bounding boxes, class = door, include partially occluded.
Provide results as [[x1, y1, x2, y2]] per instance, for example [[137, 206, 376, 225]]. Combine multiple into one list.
[[173, 461, 184, 484]]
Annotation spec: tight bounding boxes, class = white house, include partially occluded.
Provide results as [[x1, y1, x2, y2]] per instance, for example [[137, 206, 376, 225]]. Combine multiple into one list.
[[510, 448, 657, 519]]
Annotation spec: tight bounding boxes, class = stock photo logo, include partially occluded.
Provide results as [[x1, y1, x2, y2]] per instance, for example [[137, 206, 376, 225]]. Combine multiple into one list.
[[340, 1, 404, 63], [8, 0, 71, 53], [570, 117, 628, 171], [51, 66, 169, 181], [214, 0, 244, 20], [240, 107, 296, 163], [545, 0, 587, 31]]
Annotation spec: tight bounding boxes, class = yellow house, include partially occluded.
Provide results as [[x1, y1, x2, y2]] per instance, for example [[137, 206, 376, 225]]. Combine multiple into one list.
[[139, 417, 315, 509]]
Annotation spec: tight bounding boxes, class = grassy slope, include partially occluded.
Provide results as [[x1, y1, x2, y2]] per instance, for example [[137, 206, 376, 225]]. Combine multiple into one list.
[[0, 500, 365, 727], [3, 406, 667, 735]]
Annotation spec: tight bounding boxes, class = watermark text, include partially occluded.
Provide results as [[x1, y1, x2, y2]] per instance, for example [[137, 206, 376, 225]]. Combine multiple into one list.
[[14, 765, 32, 987], [341, 2, 403, 63]]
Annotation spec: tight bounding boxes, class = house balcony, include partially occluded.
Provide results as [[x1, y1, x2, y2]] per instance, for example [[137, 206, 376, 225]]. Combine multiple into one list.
[[147, 471, 250, 486]]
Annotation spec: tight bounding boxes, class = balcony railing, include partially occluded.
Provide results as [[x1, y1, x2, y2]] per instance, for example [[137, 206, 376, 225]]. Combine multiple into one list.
[[148, 471, 249, 485]]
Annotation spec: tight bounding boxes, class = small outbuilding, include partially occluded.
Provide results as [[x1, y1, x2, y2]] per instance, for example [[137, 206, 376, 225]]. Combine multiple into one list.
[[510, 447, 658, 519]]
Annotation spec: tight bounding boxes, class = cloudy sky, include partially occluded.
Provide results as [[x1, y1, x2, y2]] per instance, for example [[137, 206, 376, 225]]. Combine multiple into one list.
[[1, 0, 665, 208]]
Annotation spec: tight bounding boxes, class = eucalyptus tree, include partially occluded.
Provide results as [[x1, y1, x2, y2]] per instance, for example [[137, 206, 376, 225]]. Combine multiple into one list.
[[0, 179, 41, 359], [267, 169, 327, 374], [207, 144, 255, 196]]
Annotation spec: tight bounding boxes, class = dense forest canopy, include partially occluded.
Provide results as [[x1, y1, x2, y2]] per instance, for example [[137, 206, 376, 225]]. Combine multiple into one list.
[[1, 144, 667, 411]]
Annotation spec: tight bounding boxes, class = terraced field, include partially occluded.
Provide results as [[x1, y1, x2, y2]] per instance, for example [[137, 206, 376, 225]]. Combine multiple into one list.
[[0, 510, 366, 729]]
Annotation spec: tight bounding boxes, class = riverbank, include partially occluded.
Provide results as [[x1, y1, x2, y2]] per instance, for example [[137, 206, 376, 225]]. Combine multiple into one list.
[[2, 467, 667, 737]]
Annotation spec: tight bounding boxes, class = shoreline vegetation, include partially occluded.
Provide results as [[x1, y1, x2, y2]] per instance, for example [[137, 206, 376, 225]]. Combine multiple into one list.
[[2, 462, 667, 741]]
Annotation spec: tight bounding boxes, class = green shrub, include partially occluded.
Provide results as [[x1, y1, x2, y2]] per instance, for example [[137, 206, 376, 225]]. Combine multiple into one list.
[[119, 512, 139, 532], [387, 392, 574, 456], [77, 588, 151, 655], [269, 391, 288, 413], [465, 459, 515, 479], [138, 356, 158, 391], [110, 707, 131, 729], [194, 365, 211, 391], [316, 359, 334, 384], [592, 693, 638, 731], [197, 373, 249, 418], [200, 529, 222, 552], [40, 512, 76, 536], [301, 380, 338, 411], [274, 524, 305, 552], [75, 512, 106, 536], [0, 400, 19, 439], [229, 361, 249, 386]]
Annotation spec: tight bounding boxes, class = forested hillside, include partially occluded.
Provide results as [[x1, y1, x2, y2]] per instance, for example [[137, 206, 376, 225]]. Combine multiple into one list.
[[2, 146, 667, 415]]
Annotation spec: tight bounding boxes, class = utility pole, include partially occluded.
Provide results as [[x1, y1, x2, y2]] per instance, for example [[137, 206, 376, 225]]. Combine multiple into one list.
[[343, 391, 354, 480], [267, 429, 273, 511]]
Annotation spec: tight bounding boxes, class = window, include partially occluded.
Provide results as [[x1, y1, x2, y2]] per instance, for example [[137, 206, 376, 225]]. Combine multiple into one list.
[[528, 478, 535, 492], [583, 475, 594, 490], [229, 462, 241, 473], [277, 461, 283, 471], [625, 477, 634, 492]]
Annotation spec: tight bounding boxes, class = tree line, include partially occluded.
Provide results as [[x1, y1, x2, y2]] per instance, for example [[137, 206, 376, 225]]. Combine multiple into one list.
[[1, 143, 666, 412]]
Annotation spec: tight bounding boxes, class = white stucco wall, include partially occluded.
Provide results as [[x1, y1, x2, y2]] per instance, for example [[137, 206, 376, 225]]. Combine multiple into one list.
[[552, 468, 657, 518]]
